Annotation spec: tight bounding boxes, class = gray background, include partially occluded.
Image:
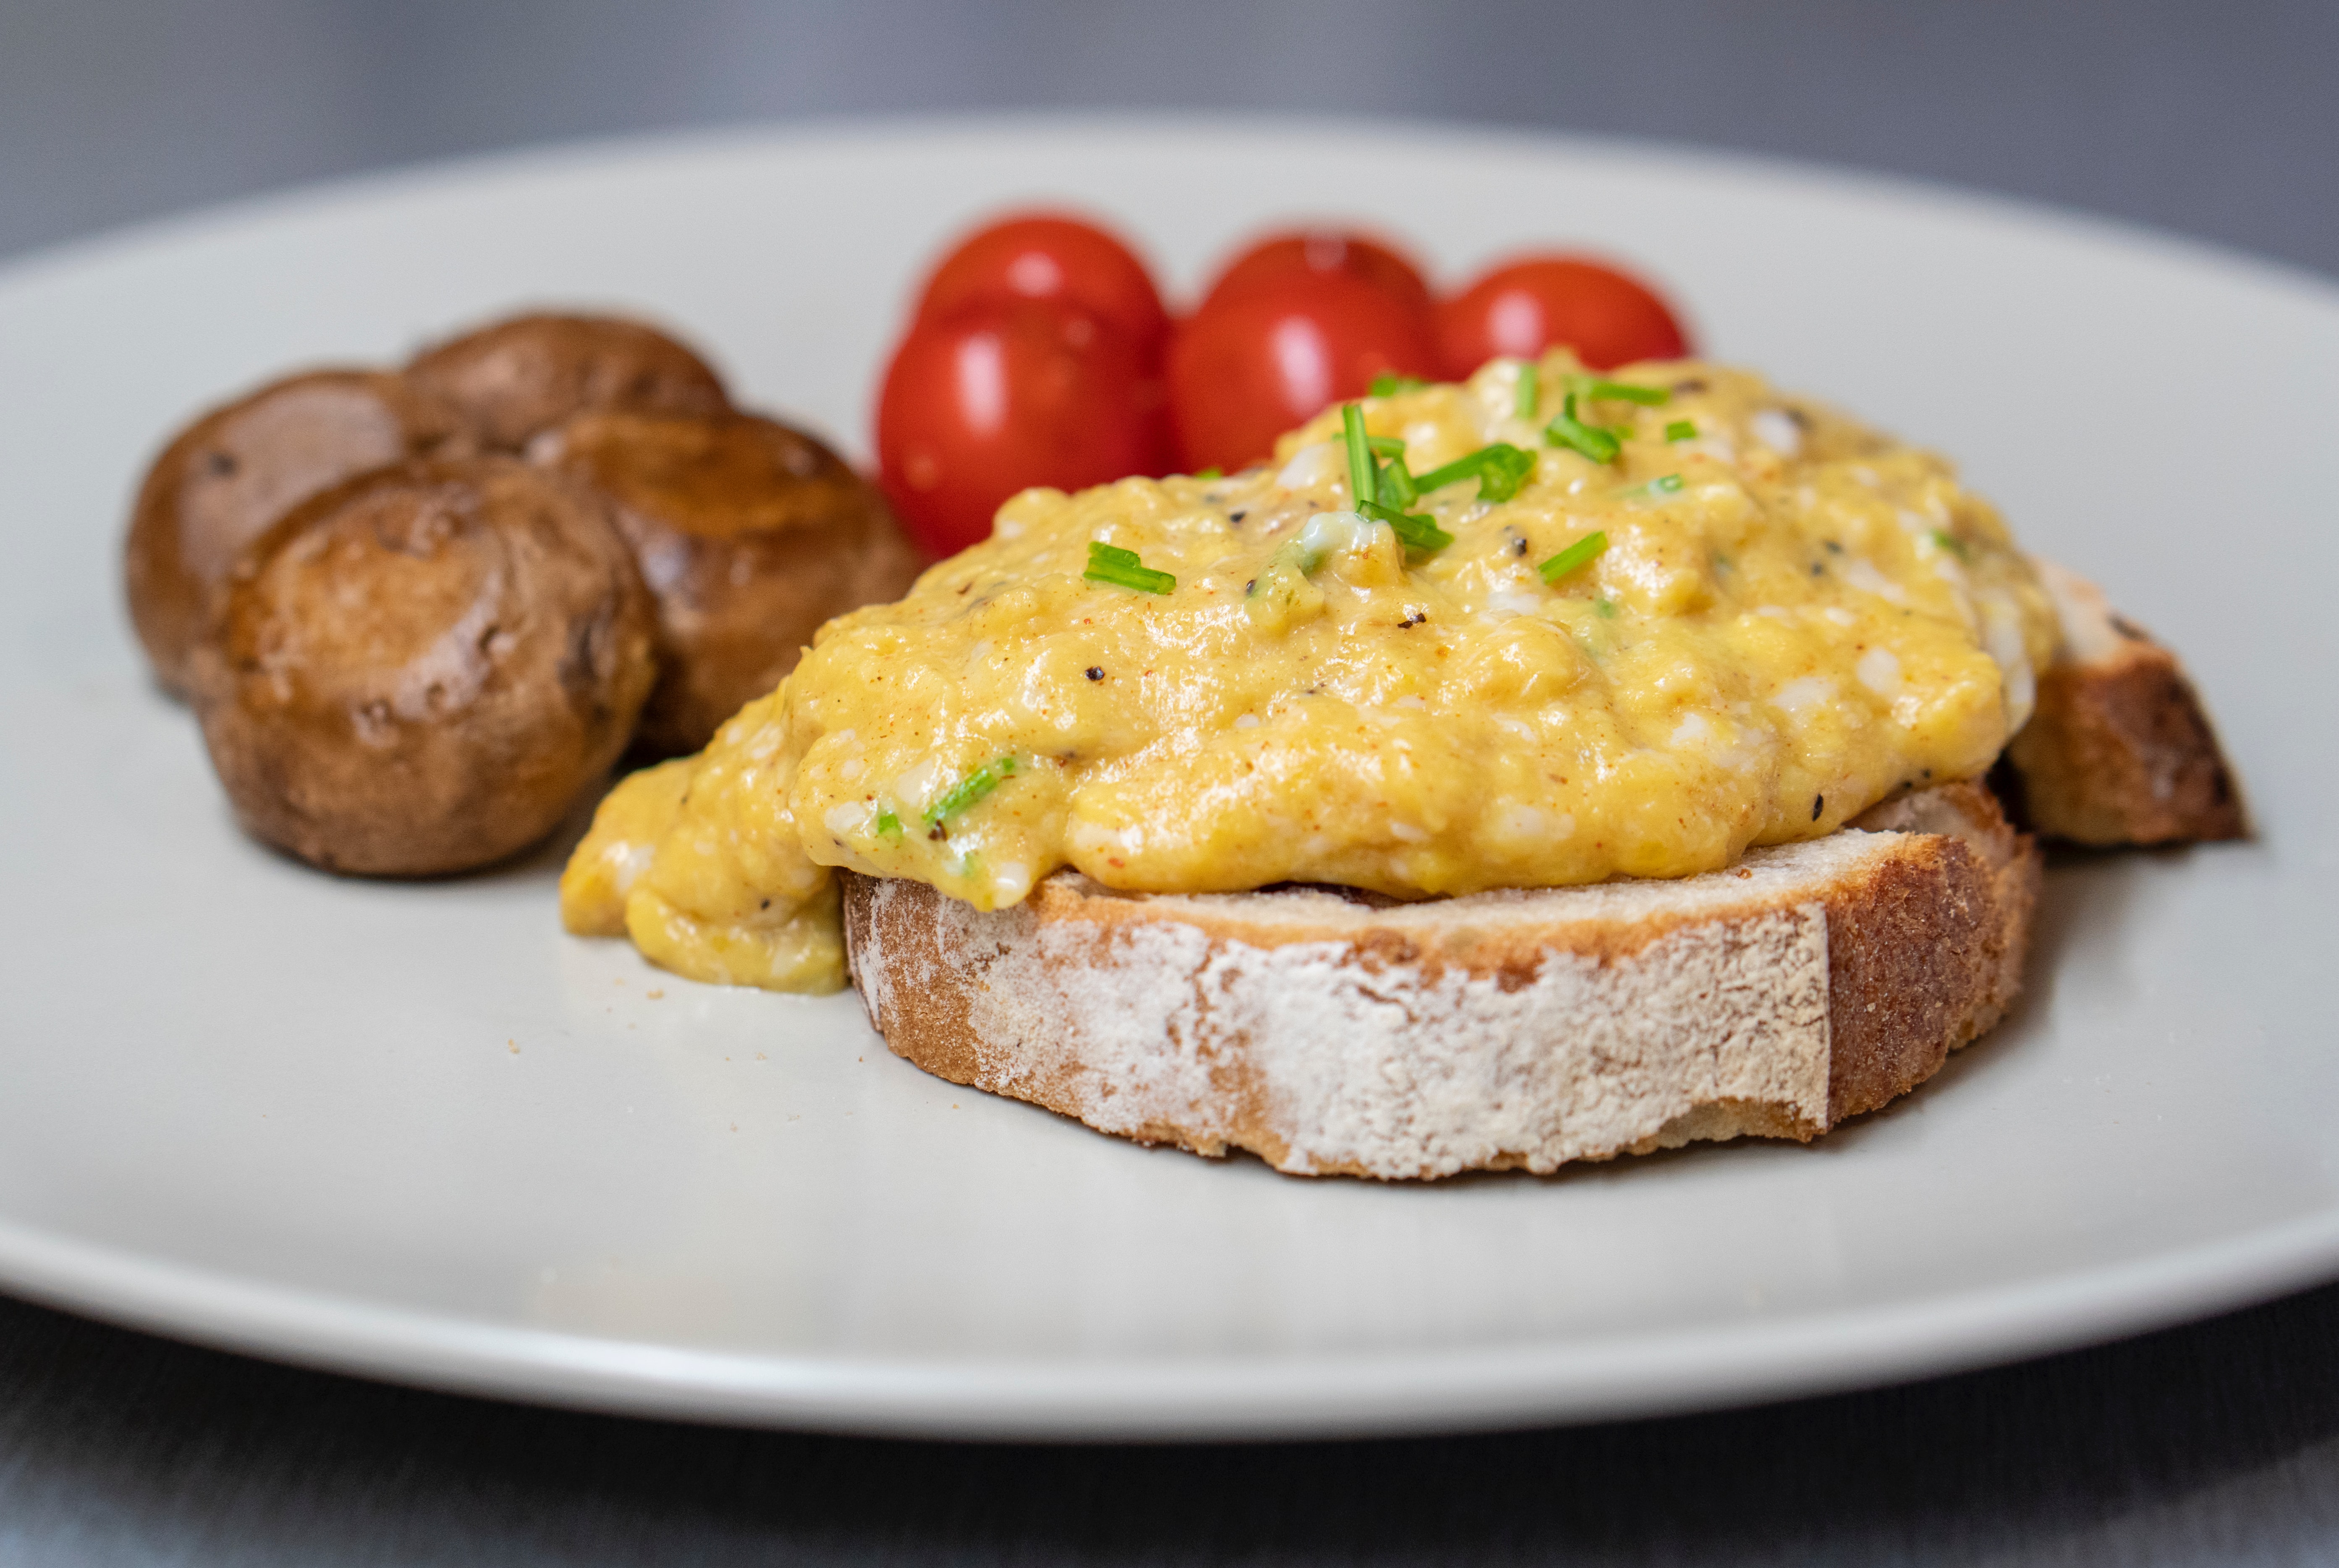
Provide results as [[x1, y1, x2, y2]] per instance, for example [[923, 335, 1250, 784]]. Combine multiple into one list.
[[5, 1, 2337, 1563]]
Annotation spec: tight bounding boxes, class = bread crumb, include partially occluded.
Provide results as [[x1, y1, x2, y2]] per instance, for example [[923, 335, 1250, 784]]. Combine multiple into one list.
[[647, 989, 664, 1000], [507, 1040, 519, 1054]]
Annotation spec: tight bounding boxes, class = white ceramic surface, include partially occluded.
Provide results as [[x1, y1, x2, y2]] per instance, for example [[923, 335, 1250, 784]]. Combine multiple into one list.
[[2, 118, 2335, 1441]]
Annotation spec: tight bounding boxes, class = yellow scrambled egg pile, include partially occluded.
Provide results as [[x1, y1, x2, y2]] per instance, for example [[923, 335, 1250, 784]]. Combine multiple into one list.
[[562, 351, 2059, 993]]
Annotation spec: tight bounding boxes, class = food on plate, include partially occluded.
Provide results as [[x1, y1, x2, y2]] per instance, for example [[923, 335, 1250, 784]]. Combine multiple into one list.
[[1166, 269, 1441, 473], [191, 456, 656, 876], [406, 313, 730, 450], [1436, 255, 1691, 377], [127, 306, 927, 876], [911, 211, 1172, 365], [1196, 228, 1436, 323], [870, 215, 1697, 541], [875, 297, 1173, 558], [562, 347, 2217, 1174], [123, 369, 474, 694], [2001, 562, 2246, 845], [534, 408, 923, 755], [844, 780, 2034, 1177]]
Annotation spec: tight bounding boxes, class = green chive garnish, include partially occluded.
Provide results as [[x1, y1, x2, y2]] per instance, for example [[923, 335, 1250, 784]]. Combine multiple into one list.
[[1516, 362, 1541, 420], [924, 755, 1018, 827], [1376, 456, 1420, 508], [1194, 466, 1223, 480], [1340, 404, 1382, 510], [1369, 374, 1427, 398], [1930, 528, 1971, 561], [1365, 435, 1405, 457], [1359, 499, 1454, 557], [1413, 442, 1536, 503], [1545, 395, 1621, 464], [1572, 377, 1669, 406], [875, 806, 903, 840], [1083, 541, 1176, 594], [1665, 420, 1697, 442], [1647, 473, 1684, 495], [1539, 530, 1609, 584]]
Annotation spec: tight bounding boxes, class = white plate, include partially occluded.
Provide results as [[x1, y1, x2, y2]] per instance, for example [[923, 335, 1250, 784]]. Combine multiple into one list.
[[2, 117, 2335, 1441]]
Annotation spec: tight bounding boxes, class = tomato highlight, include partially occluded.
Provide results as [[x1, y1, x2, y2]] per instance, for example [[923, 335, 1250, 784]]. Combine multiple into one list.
[[1436, 255, 1690, 376], [876, 298, 1173, 559]]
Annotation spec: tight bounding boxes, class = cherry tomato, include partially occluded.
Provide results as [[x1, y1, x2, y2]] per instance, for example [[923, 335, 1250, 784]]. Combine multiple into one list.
[[1166, 272, 1441, 475], [1436, 255, 1690, 376], [876, 298, 1173, 558], [1198, 228, 1435, 323], [912, 212, 1171, 366]]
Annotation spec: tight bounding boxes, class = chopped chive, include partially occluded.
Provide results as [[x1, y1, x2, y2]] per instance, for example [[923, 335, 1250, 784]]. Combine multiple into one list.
[[875, 806, 903, 840], [1929, 528, 1972, 561], [1194, 466, 1223, 480], [1545, 394, 1621, 464], [1376, 457, 1419, 508], [1359, 498, 1454, 557], [1571, 377, 1669, 406], [1649, 473, 1684, 494], [1365, 434, 1406, 457], [1665, 419, 1697, 442], [1515, 361, 1541, 420], [1595, 597, 1618, 618], [1083, 540, 1176, 594], [1341, 403, 1376, 505], [924, 755, 1018, 826], [1538, 530, 1610, 584], [1413, 442, 1537, 503], [1369, 373, 1427, 397]]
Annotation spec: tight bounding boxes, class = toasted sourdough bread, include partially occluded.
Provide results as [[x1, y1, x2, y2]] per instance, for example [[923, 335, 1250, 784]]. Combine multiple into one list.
[[844, 780, 2036, 1179], [2003, 561, 2247, 846]]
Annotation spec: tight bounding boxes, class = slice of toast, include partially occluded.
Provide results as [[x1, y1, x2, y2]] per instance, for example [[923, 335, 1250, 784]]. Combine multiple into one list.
[[2001, 561, 2246, 846], [843, 781, 2036, 1180]]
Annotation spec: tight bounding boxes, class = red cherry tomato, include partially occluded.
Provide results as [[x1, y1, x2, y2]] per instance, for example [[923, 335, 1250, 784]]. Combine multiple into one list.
[[1166, 272, 1441, 475], [912, 212, 1171, 366], [1436, 255, 1690, 376], [1198, 228, 1435, 323], [876, 298, 1173, 558]]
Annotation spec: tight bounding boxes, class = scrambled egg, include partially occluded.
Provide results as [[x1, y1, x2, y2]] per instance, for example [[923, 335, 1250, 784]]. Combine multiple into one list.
[[562, 352, 2059, 993]]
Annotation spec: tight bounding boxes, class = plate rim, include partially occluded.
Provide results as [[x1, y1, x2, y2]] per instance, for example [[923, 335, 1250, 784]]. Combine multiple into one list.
[[5, 108, 2336, 308], [4, 1205, 2336, 1440]]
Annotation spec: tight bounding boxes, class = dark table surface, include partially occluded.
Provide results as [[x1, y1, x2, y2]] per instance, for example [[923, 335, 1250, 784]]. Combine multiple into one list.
[[5, 2, 2336, 1561]]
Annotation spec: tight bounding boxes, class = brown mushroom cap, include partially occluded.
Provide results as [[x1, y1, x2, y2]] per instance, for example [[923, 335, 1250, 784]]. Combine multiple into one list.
[[534, 409, 924, 754], [189, 456, 657, 877], [405, 314, 729, 451], [123, 369, 474, 695]]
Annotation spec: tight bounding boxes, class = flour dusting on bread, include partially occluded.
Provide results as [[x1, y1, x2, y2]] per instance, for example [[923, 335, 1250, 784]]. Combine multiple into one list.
[[846, 782, 2035, 1179]]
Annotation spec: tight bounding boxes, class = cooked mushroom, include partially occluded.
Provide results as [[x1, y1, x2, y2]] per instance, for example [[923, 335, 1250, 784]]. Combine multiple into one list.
[[534, 408, 925, 754], [406, 313, 729, 450], [123, 369, 473, 694], [189, 456, 657, 876]]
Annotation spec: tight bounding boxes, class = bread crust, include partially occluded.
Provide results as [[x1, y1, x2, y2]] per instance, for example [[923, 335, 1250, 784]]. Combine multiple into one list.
[[842, 781, 2037, 1179], [2002, 562, 2246, 846]]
